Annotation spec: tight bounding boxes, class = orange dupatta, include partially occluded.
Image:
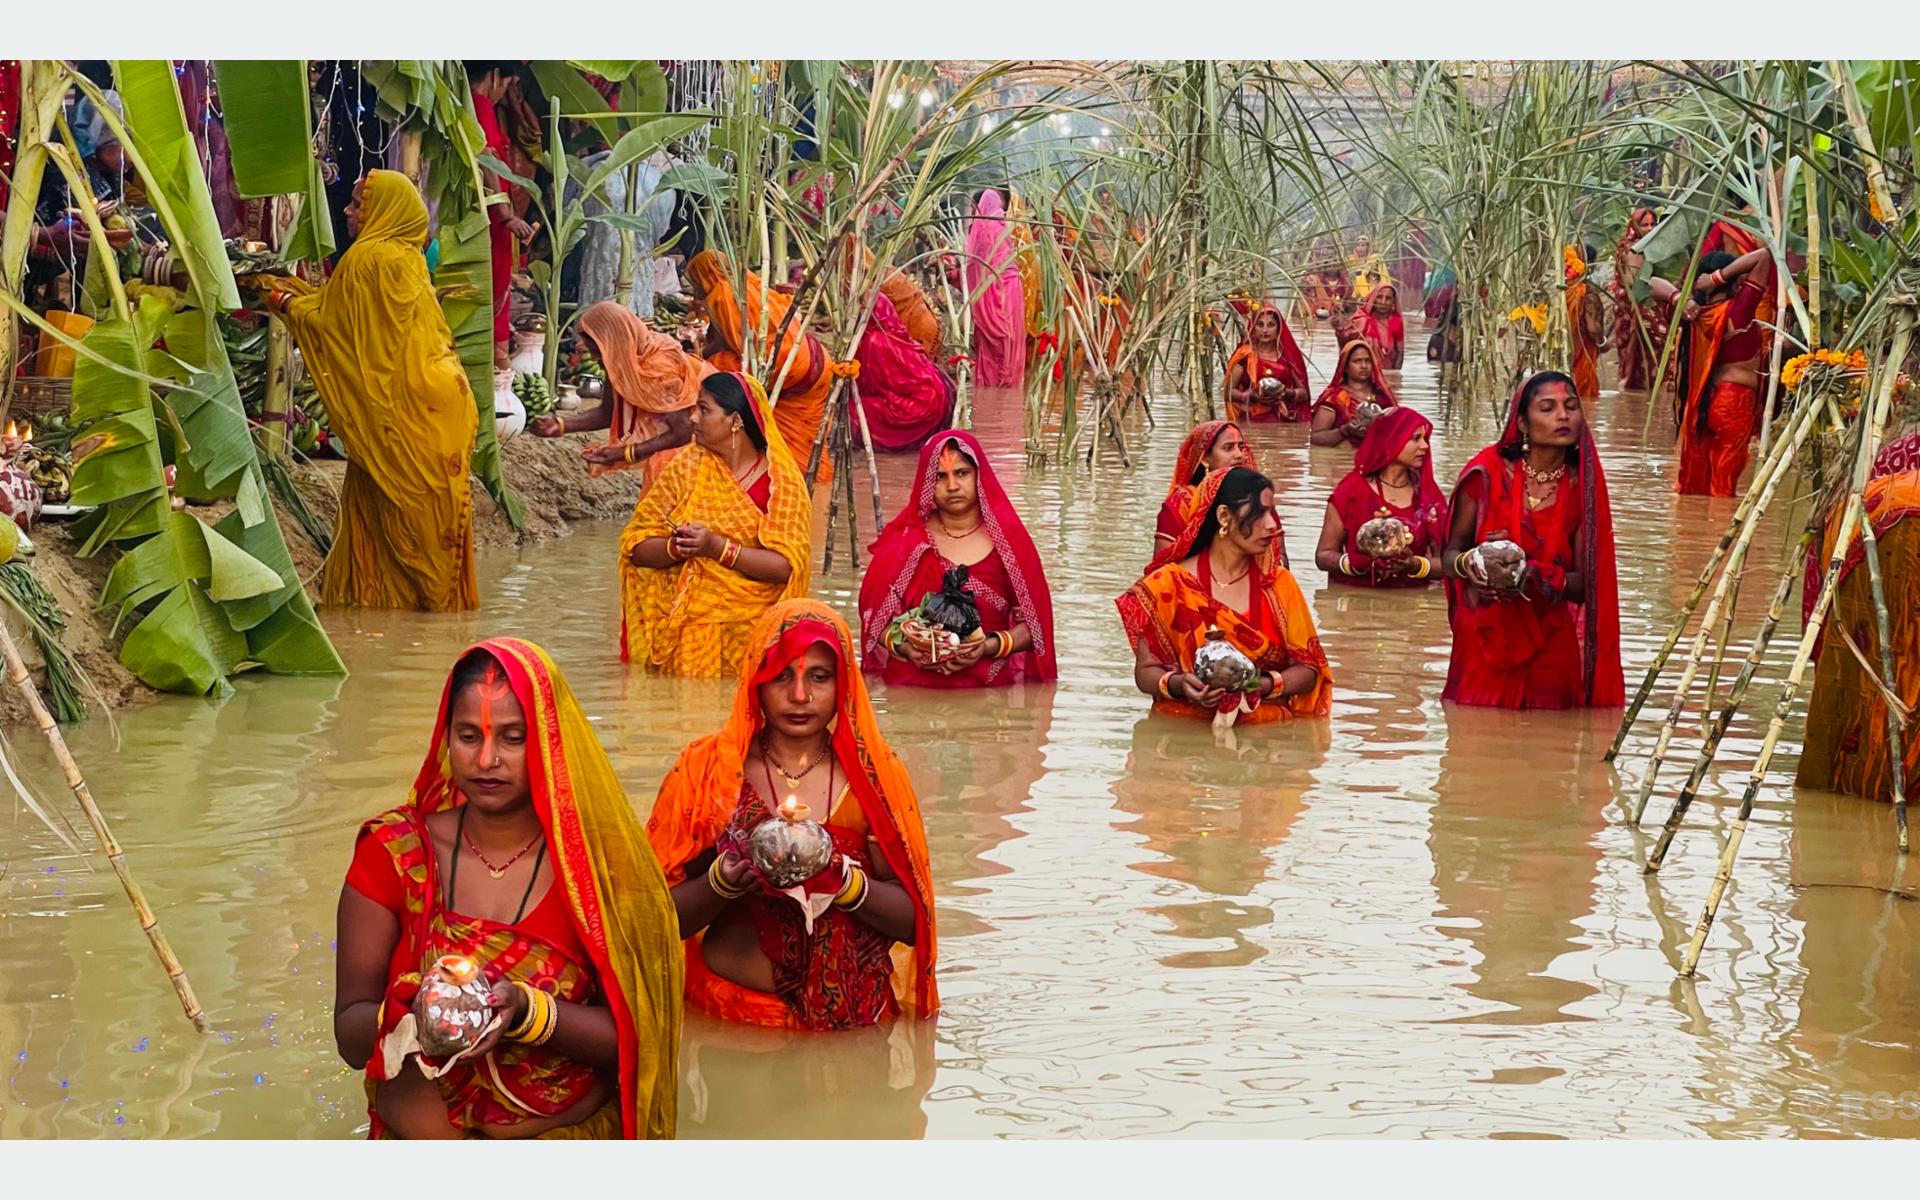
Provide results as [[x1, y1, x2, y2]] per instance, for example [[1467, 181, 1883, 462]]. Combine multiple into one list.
[[1119, 470, 1333, 724], [360, 638, 682, 1139], [577, 301, 711, 482], [645, 600, 939, 1026], [687, 249, 834, 472]]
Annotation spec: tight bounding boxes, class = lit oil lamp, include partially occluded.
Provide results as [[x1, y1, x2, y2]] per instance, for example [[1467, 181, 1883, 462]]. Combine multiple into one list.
[[750, 792, 834, 887]]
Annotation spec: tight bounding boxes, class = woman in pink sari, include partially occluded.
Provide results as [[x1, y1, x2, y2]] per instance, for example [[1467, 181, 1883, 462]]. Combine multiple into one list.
[[966, 190, 1027, 390], [852, 294, 956, 452]]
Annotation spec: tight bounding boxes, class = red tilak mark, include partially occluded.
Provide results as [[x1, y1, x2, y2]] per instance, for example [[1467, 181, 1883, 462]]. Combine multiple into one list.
[[475, 665, 510, 764]]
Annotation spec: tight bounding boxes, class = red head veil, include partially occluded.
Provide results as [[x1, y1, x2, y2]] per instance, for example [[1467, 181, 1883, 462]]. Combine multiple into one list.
[[1171, 420, 1256, 492], [1317, 339, 1399, 410], [1248, 302, 1309, 383], [1452, 375, 1624, 706], [859, 429, 1057, 682], [1351, 406, 1448, 545], [389, 638, 683, 1138]]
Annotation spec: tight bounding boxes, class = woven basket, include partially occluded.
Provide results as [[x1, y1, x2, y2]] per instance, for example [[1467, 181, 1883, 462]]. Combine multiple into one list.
[[10, 377, 72, 425]]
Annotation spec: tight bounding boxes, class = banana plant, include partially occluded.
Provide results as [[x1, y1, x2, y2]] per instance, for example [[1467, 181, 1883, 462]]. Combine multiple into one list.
[[34, 62, 346, 695]]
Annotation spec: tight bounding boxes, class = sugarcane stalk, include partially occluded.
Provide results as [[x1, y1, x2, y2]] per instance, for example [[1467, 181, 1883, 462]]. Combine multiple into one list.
[[261, 316, 292, 461], [847, 376, 884, 531], [1831, 61, 1901, 228], [1754, 162, 1792, 463], [1626, 395, 1819, 821], [821, 411, 844, 575], [1857, 513, 1909, 852], [1701, 561, 1743, 723], [1606, 390, 1818, 762], [0, 610, 209, 1030], [838, 411, 861, 572], [1680, 315, 1914, 972], [1648, 522, 1816, 871], [1805, 171, 1821, 346]]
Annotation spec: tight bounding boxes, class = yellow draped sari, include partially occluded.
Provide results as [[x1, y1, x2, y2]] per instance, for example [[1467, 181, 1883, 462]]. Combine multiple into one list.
[[281, 170, 478, 612], [618, 375, 812, 677]]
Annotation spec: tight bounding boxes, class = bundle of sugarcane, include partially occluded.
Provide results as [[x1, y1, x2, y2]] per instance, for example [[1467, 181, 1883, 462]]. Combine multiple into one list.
[[0, 557, 88, 724]]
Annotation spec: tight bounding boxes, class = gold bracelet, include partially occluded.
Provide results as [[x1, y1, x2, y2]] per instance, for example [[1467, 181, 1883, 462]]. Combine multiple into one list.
[[1339, 553, 1353, 577], [504, 981, 542, 1042], [623, 442, 638, 464], [720, 539, 742, 569], [707, 855, 750, 900], [1156, 671, 1175, 699], [1411, 556, 1432, 580], [529, 990, 559, 1046], [833, 865, 867, 909]]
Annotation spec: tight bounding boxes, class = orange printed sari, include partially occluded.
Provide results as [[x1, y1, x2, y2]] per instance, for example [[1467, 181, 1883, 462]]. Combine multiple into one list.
[[577, 301, 710, 484], [353, 639, 682, 1139], [1118, 470, 1333, 724], [687, 249, 835, 472], [618, 373, 812, 677], [646, 601, 939, 1030]]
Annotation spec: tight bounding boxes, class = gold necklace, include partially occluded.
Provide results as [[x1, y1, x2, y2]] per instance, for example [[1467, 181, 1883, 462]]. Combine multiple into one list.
[[1521, 460, 1567, 484], [760, 734, 829, 792], [732, 455, 766, 486], [937, 518, 981, 540]]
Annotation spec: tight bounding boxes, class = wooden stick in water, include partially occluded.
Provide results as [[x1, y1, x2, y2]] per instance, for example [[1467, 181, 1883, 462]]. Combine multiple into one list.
[[1856, 514, 1909, 853], [0, 612, 209, 1030], [1648, 523, 1816, 871], [1606, 396, 1814, 762], [1627, 396, 1818, 822]]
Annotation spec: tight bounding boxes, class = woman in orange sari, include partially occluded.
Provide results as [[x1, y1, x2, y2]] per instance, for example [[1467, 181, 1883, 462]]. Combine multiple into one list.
[[1798, 441, 1920, 804], [647, 599, 938, 1031], [1441, 372, 1624, 709], [685, 249, 835, 470], [268, 170, 477, 612], [1309, 340, 1399, 449], [1119, 466, 1333, 725], [334, 639, 682, 1139], [618, 372, 811, 677], [1224, 303, 1311, 423], [529, 301, 709, 483], [1150, 420, 1270, 572], [1563, 246, 1606, 400]]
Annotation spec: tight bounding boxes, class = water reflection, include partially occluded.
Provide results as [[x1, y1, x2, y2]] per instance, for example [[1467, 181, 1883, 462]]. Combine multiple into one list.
[[5, 323, 1920, 1139]]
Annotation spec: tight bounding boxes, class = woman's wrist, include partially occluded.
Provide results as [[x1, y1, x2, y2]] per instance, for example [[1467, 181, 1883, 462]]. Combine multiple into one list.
[[707, 855, 750, 900]]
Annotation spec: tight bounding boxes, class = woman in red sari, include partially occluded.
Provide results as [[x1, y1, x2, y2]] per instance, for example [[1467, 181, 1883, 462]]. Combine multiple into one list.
[[1315, 406, 1447, 588], [858, 431, 1056, 687], [850, 292, 956, 452], [1348, 283, 1406, 370], [334, 639, 682, 1139], [1310, 340, 1399, 449], [1118, 466, 1333, 725], [1441, 372, 1624, 709], [1224, 303, 1311, 423], [647, 600, 938, 1031], [1610, 209, 1668, 392], [1152, 420, 1258, 571]]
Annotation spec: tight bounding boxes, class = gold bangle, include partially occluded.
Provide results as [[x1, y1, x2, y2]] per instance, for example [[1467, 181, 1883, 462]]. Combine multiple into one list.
[[833, 865, 867, 909], [1411, 556, 1432, 580], [1156, 671, 1174, 699], [504, 981, 541, 1042], [1338, 553, 1353, 577], [720, 539, 742, 569], [623, 442, 637, 464], [529, 991, 558, 1046], [707, 855, 750, 900]]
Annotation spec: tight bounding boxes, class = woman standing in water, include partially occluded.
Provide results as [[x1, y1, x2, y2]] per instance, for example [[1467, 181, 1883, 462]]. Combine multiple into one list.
[[618, 372, 811, 677], [1347, 283, 1406, 370], [1119, 466, 1332, 724], [1224, 303, 1311, 423], [1315, 407, 1447, 588], [1310, 340, 1399, 449], [1150, 421, 1285, 573], [529, 300, 708, 483], [266, 170, 477, 611], [333, 640, 682, 1139], [1440, 371, 1624, 709], [859, 431, 1056, 687], [647, 600, 939, 1031]]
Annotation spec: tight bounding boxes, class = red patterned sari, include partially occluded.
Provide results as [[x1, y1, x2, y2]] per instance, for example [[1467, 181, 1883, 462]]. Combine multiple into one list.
[[1313, 340, 1399, 446], [647, 601, 940, 1031], [348, 639, 682, 1138], [858, 431, 1056, 687], [1327, 407, 1448, 588]]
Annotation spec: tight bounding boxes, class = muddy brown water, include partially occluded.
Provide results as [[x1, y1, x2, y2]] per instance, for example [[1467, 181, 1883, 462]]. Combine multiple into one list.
[[4, 326, 1916, 1139]]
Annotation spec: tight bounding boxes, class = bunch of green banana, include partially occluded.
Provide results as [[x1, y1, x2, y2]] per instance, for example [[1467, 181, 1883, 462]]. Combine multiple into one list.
[[512, 372, 556, 418]]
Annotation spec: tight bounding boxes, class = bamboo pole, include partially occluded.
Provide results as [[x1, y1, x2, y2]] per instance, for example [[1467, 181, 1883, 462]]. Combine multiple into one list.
[[0, 612, 209, 1030], [1648, 522, 1816, 871], [1623, 393, 1821, 817], [1856, 511, 1909, 853], [1680, 315, 1914, 974]]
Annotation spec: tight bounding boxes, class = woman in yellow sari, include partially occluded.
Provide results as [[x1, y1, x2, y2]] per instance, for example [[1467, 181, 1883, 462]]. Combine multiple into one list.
[[618, 371, 811, 677], [685, 249, 835, 472], [1119, 466, 1333, 725], [647, 599, 938, 1031], [333, 638, 681, 1138], [267, 170, 478, 612]]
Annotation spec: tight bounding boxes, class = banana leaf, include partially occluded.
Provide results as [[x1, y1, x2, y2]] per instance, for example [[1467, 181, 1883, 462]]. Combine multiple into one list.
[[76, 307, 279, 696], [216, 59, 336, 261], [112, 60, 242, 311]]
